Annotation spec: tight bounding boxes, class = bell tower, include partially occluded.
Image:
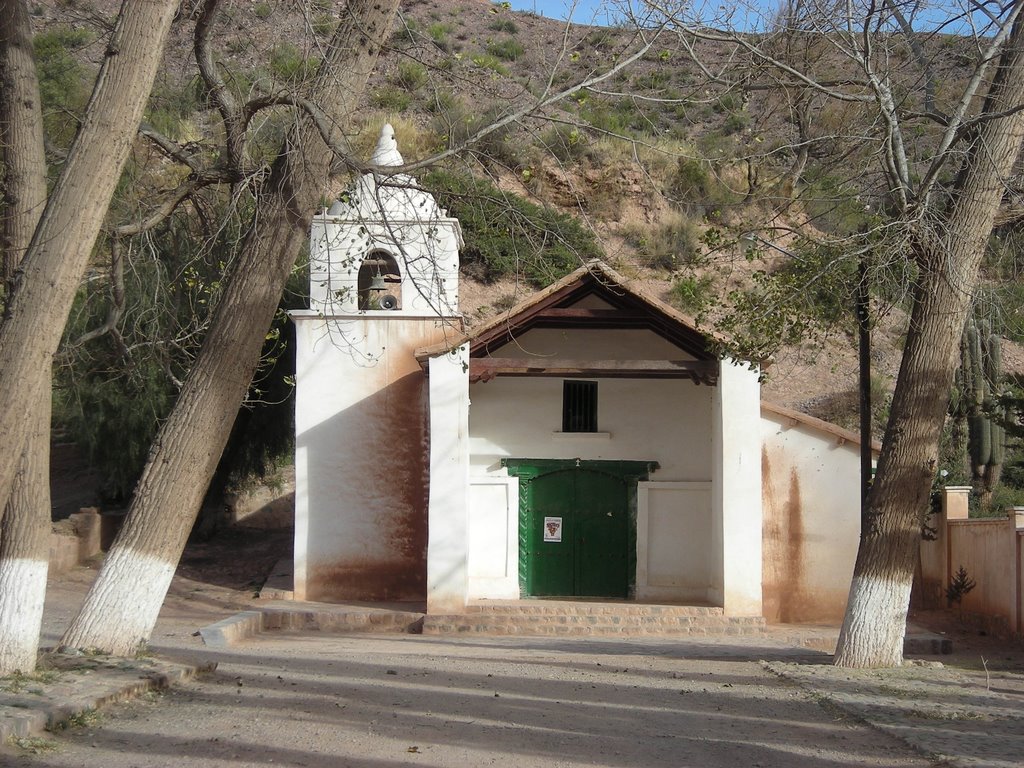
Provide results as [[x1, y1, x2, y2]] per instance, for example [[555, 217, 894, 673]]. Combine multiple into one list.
[[307, 123, 461, 316], [292, 124, 463, 604]]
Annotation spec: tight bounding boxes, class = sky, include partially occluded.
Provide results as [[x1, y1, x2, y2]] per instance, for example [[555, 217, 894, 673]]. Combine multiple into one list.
[[501, 0, 989, 34], [504, 0, 624, 25], [501, 0, 801, 32]]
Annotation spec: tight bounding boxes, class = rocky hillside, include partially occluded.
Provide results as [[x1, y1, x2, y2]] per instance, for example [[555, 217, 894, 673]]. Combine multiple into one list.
[[28, 0, 1024, 441]]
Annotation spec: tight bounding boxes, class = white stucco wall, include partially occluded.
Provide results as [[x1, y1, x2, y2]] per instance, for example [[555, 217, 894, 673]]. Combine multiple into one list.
[[760, 408, 864, 623], [637, 482, 713, 601], [467, 476, 520, 599], [469, 377, 713, 476], [426, 346, 471, 613], [292, 313, 457, 602], [712, 360, 763, 616]]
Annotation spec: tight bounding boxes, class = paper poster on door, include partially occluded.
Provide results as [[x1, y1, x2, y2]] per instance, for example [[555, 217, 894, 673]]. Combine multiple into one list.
[[543, 517, 563, 542]]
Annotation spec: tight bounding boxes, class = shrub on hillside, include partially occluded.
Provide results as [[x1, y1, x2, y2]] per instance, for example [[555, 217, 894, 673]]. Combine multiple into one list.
[[423, 169, 603, 286]]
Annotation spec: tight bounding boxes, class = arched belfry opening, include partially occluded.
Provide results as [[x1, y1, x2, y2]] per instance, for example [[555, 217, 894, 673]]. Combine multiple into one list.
[[357, 249, 402, 310]]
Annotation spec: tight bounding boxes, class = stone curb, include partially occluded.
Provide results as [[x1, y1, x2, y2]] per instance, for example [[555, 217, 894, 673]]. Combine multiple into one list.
[[198, 607, 426, 647], [1, 656, 215, 744], [198, 610, 265, 648]]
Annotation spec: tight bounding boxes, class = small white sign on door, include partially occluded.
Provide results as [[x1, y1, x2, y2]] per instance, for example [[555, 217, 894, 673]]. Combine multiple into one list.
[[543, 516, 563, 542]]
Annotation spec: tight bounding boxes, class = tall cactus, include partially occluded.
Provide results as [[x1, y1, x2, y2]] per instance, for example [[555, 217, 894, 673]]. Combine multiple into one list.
[[960, 316, 1005, 505]]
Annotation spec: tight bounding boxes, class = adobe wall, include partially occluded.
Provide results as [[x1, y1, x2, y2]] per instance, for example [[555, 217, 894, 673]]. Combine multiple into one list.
[[760, 409, 863, 624]]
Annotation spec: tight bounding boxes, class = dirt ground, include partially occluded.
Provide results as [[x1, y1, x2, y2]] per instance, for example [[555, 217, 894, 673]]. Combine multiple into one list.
[[9, 631, 936, 768], [5, 527, 1024, 768]]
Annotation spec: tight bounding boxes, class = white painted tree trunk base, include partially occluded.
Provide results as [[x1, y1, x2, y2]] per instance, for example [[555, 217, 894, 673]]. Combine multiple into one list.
[[59, 548, 176, 656], [834, 572, 912, 668], [0, 558, 48, 674]]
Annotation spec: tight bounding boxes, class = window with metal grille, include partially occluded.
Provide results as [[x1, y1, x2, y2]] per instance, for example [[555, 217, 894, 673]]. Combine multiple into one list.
[[562, 380, 598, 432]]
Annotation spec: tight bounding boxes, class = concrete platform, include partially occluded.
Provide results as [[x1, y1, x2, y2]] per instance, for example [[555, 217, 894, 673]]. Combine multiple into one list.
[[0, 653, 214, 743]]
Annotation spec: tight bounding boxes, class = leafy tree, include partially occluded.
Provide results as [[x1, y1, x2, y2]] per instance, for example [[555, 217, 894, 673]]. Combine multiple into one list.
[[0, 0, 179, 674], [651, 0, 1024, 666]]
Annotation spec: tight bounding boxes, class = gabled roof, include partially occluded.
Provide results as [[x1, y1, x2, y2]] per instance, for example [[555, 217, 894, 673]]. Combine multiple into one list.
[[415, 264, 729, 385], [417, 260, 726, 362]]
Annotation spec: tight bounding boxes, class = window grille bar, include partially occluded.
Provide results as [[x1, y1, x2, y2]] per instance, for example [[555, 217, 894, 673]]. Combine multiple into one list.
[[562, 380, 597, 432]]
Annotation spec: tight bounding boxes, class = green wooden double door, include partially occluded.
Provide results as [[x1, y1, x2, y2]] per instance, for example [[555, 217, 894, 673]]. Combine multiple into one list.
[[505, 460, 657, 599]]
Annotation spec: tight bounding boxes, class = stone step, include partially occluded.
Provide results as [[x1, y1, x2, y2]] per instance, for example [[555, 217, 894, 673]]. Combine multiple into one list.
[[463, 600, 726, 618], [422, 612, 766, 638], [201, 601, 764, 645], [200, 606, 425, 647], [259, 607, 425, 635]]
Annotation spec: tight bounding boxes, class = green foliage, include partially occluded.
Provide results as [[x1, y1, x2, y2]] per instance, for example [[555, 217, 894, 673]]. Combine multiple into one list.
[[428, 22, 453, 51], [631, 69, 671, 91], [434, 104, 532, 171], [714, 239, 857, 361], [983, 231, 1024, 343], [950, 315, 1007, 504], [669, 274, 714, 315], [722, 112, 750, 135], [583, 28, 615, 50], [392, 60, 428, 91], [253, 2, 272, 19], [622, 218, 701, 271], [488, 18, 518, 33], [666, 157, 740, 216], [982, 483, 1024, 516], [312, 12, 336, 37], [57, 708, 102, 730], [799, 168, 876, 235], [581, 97, 665, 138], [990, 280, 1024, 344], [471, 53, 508, 75], [145, 80, 200, 141], [539, 124, 591, 163], [33, 26, 93, 147], [269, 43, 319, 85], [54, 198, 297, 503], [424, 88, 458, 115], [422, 169, 603, 286], [486, 38, 525, 61], [7, 736, 59, 755], [56, 348, 175, 502], [372, 86, 412, 111], [946, 565, 976, 607], [391, 17, 419, 46], [218, 300, 301, 487]]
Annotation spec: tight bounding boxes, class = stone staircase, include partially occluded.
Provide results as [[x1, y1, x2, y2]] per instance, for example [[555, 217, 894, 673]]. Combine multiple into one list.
[[421, 600, 766, 638]]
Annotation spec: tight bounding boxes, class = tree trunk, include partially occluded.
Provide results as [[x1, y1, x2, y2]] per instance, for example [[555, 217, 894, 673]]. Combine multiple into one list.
[[59, 0, 401, 655], [0, 0, 51, 676], [1, 0, 45, 290], [834, 22, 1024, 667], [0, 0, 179, 513], [0, 396, 51, 674]]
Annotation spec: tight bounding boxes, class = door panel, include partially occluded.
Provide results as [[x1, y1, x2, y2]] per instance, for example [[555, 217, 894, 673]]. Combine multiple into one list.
[[526, 468, 629, 598], [527, 470, 575, 596], [575, 471, 629, 598]]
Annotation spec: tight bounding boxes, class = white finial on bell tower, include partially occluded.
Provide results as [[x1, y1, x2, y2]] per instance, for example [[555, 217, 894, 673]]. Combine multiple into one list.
[[371, 123, 404, 167]]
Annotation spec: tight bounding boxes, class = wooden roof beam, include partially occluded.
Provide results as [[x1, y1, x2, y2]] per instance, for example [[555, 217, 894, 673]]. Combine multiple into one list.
[[468, 358, 719, 385]]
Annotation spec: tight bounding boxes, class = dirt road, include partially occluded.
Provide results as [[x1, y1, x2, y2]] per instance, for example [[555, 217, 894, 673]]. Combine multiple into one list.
[[9, 629, 936, 768], [9, 534, 1019, 768]]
